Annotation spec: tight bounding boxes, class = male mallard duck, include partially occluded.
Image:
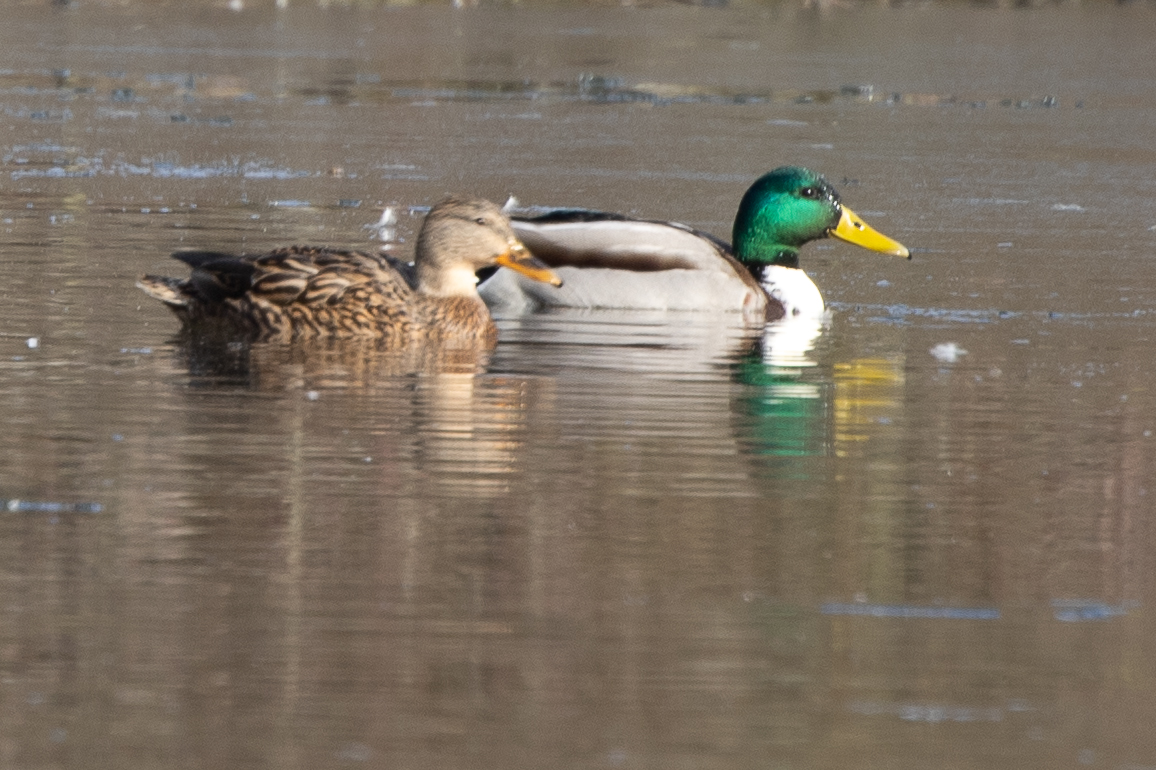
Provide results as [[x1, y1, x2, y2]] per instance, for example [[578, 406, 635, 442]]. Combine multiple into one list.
[[137, 196, 562, 343], [479, 166, 909, 321]]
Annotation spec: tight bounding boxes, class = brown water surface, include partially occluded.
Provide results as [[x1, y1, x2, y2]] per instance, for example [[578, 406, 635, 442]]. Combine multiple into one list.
[[3, 2, 1156, 768]]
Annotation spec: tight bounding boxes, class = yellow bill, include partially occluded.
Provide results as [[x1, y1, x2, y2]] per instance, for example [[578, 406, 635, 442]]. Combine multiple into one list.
[[830, 205, 911, 259], [496, 243, 564, 287]]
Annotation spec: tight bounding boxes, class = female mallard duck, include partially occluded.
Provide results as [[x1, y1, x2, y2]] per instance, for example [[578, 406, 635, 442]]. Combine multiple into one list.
[[137, 196, 562, 343], [479, 166, 909, 321]]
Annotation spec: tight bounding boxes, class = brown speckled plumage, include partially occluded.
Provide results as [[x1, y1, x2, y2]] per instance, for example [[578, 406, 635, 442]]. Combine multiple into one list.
[[137, 197, 561, 344]]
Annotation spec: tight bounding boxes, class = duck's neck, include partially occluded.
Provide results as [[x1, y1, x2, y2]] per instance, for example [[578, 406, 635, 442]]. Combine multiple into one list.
[[737, 243, 800, 271], [416, 263, 482, 298], [748, 252, 800, 283]]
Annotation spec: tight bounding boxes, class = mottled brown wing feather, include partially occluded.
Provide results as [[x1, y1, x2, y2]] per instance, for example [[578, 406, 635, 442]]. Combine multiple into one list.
[[239, 247, 418, 338]]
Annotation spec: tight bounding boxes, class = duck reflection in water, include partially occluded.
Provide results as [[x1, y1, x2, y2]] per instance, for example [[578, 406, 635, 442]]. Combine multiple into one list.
[[160, 335, 543, 503], [734, 321, 905, 462], [173, 335, 497, 388]]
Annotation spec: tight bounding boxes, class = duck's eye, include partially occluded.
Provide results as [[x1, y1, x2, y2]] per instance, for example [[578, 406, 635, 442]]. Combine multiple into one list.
[[474, 217, 488, 226], [800, 187, 818, 199]]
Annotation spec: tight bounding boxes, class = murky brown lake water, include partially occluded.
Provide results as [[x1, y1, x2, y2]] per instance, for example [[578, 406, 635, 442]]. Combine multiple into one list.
[[4, 1, 1156, 768]]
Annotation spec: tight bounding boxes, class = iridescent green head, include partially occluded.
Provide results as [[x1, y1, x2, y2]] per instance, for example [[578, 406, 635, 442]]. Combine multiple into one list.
[[732, 166, 909, 269]]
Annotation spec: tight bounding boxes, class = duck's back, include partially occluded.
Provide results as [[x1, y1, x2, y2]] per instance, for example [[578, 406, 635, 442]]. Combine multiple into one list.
[[478, 211, 769, 317], [138, 246, 495, 343]]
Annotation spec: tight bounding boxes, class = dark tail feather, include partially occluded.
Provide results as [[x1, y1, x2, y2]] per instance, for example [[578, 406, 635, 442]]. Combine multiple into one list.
[[136, 275, 189, 307], [172, 250, 255, 301]]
